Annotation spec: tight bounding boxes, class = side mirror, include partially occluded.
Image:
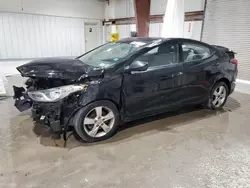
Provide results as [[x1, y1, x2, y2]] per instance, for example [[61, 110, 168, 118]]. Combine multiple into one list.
[[125, 61, 149, 72]]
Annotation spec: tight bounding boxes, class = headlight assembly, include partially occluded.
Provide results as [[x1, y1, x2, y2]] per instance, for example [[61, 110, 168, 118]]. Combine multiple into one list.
[[28, 85, 86, 102]]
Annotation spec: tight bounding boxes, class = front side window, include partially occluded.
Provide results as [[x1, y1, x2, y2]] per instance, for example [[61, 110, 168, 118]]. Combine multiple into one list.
[[78, 41, 146, 68], [134, 43, 178, 67], [181, 42, 211, 62]]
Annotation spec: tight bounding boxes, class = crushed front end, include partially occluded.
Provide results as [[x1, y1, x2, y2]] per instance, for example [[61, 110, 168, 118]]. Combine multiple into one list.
[[31, 101, 64, 133], [13, 78, 86, 133], [13, 58, 104, 135]]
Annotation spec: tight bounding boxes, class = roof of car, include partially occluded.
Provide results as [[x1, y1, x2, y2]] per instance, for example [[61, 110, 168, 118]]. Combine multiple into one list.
[[118, 37, 209, 45], [117, 37, 213, 51], [118, 37, 168, 43]]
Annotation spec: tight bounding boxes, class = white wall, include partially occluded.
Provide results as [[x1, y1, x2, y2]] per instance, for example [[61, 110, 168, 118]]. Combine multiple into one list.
[[0, 0, 105, 19], [0, 0, 105, 59], [149, 23, 163, 37], [116, 21, 201, 40], [105, 0, 116, 19], [105, 0, 205, 19], [115, 0, 134, 18], [105, 0, 134, 19], [0, 12, 91, 59], [0, 0, 105, 75], [104, 0, 204, 42], [184, 21, 202, 41], [151, 0, 205, 14], [152, 0, 205, 15]]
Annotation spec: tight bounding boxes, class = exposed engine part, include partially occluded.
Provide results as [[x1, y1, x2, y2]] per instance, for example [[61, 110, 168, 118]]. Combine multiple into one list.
[[21, 77, 84, 134], [25, 78, 76, 91]]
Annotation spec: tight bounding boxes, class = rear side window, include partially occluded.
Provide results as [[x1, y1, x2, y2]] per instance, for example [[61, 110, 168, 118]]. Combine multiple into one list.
[[181, 42, 211, 63]]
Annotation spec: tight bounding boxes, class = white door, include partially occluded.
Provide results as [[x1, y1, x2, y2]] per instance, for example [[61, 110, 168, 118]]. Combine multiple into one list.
[[84, 23, 98, 52], [104, 24, 112, 43]]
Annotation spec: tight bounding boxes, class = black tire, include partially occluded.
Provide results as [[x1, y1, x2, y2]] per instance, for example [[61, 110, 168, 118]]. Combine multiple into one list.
[[74, 100, 120, 142], [205, 81, 229, 110]]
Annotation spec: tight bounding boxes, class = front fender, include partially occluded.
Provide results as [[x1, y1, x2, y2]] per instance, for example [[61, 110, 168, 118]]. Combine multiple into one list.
[[78, 75, 123, 108]]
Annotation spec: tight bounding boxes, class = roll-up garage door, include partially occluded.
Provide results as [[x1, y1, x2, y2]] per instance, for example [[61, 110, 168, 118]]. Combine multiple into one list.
[[201, 0, 250, 81]]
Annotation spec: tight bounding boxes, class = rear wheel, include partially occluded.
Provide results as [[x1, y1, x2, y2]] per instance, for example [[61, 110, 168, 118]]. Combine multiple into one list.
[[74, 101, 120, 142], [205, 82, 229, 110]]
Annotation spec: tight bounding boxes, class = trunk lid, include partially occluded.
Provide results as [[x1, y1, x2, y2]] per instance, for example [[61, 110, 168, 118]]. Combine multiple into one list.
[[211, 45, 236, 59]]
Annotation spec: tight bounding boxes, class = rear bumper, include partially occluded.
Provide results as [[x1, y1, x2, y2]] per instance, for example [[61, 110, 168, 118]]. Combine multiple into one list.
[[229, 81, 236, 95]]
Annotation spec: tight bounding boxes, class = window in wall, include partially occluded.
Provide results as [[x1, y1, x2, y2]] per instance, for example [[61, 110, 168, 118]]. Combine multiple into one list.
[[181, 42, 211, 62], [134, 43, 178, 67]]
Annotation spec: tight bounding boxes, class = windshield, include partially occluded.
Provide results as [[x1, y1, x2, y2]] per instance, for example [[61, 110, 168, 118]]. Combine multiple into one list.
[[78, 41, 147, 68]]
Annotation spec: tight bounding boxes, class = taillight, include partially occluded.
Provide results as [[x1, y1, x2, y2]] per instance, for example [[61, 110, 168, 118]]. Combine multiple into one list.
[[231, 58, 238, 65]]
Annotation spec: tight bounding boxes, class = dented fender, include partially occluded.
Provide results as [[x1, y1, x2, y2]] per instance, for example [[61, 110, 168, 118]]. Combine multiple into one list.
[[71, 74, 124, 125], [79, 75, 123, 108]]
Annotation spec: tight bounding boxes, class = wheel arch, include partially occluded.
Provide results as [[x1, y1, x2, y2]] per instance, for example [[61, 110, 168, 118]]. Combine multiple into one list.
[[84, 98, 121, 111], [72, 99, 122, 126], [216, 77, 231, 92], [205, 76, 231, 110]]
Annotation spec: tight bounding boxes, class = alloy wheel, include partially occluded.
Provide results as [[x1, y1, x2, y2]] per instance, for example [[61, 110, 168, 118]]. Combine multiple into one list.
[[83, 106, 115, 138], [212, 85, 227, 107]]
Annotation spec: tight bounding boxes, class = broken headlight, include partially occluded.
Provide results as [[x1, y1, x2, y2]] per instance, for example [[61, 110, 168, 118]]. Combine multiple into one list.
[[28, 85, 86, 102]]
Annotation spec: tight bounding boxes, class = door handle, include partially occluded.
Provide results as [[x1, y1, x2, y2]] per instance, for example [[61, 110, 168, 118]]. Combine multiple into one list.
[[160, 72, 183, 80], [160, 75, 172, 80], [173, 72, 183, 77]]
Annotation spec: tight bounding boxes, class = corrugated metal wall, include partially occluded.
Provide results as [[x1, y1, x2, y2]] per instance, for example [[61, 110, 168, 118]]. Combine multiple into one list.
[[202, 0, 250, 81], [0, 12, 100, 59]]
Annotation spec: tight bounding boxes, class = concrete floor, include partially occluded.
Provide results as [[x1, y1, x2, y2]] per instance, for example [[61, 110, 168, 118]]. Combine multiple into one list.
[[1, 76, 250, 188]]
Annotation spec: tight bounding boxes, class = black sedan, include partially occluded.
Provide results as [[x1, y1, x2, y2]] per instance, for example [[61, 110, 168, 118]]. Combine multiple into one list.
[[13, 37, 238, 142]]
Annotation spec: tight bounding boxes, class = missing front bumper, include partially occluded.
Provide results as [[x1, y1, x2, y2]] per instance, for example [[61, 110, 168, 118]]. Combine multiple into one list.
[[13, 85, 80, 134], [32, 102, 63, 132], [13, 85, 63, 132]]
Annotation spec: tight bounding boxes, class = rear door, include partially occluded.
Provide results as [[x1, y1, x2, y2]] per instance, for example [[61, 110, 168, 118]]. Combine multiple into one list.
[[179, 40, 218, 104]]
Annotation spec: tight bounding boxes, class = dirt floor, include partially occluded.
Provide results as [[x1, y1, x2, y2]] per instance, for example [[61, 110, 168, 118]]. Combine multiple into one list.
[[0, 76, 250, 188]]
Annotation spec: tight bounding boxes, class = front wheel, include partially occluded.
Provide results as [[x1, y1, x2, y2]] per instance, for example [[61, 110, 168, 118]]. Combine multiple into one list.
[[74, 101, 120, 142], [205, 82, 229, 110]]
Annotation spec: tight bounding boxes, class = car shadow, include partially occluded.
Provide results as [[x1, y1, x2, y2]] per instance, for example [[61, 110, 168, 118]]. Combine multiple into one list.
[[0, 96, 11, 100], [34, 96, 241, 149]]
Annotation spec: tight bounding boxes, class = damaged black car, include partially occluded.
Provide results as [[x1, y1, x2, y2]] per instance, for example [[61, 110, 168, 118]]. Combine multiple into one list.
[[13, 37, 238, 142]]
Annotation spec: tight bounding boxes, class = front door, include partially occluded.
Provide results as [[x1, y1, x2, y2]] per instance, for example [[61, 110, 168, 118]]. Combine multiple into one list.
[[84, 23, 98, 52], [123, 41, 183, 117]]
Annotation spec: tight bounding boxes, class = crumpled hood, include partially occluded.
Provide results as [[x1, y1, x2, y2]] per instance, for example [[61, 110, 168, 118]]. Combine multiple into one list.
[[17, 58, 103, 80]]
